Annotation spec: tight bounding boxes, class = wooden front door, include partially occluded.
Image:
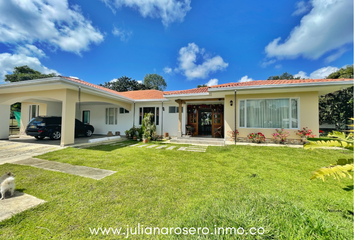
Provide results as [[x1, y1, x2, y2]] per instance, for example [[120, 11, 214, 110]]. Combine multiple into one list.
[[187, 104, 224, 137], [187, 109, 198, 135], [212, 108, 223, 138]]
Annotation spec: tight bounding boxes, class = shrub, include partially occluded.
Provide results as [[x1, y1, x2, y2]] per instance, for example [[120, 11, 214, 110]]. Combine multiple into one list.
[[142, 113, 156, 139], [247, 132, 265, 143], [295, 127, 316, 138], [272, 128, 290, 144], [227, 129, 239, 141]]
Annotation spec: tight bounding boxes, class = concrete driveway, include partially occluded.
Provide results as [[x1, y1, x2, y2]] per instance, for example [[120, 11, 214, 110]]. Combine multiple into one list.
[[1, 135, 120, 165], [0, 139, 62, 165]]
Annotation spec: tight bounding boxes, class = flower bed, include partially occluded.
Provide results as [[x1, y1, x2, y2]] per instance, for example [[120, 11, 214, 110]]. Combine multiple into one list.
[[272, 128, 290, 144], [247, 132, 265, 143]]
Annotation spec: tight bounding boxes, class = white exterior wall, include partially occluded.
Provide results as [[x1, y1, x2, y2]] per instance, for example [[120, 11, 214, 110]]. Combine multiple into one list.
[[70, 101, 187, 136], [134, 101, 186, 137], [75, 104, 133, 135], [46, 102, 62, 116]]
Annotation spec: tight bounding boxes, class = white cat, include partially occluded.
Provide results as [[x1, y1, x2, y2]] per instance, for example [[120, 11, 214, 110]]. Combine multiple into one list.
[[0, 172, 15, 200]]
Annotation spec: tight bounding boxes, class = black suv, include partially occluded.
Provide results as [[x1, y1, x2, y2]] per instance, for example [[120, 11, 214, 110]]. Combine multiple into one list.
[[26, 116, 94, 140]]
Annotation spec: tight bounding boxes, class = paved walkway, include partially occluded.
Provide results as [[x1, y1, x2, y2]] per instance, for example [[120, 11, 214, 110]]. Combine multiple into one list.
[[12, 158, 116, 180], [0, 140, 62, 165], [128, 143, 208, 152], [0, 191, 46, 222]]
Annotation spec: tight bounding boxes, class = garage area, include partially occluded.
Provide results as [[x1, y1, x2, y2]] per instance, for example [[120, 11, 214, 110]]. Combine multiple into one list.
[[0, 77, 133, 147]]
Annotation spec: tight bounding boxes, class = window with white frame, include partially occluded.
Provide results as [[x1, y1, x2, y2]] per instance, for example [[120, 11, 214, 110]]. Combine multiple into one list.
[[239, 98, 299, 129], [105, 108, 118, 125], [29, 104, 39, 120], [168, 106, 183, 113], [139, 107, 159, 125], [119, 108, 129, 114]]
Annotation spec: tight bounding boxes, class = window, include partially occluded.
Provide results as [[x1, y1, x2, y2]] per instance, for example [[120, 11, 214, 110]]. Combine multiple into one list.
[[139, 107, 159, 125], [29, 105, 39, 120], [105, 108, 118, 125], [169, 106, 183, 113], [82, 111, 90, 124], [239, 98, 299, 129], [119, 108, 129, 114]]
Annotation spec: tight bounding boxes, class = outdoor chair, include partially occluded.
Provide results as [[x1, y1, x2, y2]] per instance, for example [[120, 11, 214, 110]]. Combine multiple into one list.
[[186, 125, 195, 136], [214, 126, 223, 138]]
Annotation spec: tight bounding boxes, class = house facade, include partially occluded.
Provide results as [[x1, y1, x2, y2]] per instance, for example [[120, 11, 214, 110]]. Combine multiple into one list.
[[0, 76, 352, 146]]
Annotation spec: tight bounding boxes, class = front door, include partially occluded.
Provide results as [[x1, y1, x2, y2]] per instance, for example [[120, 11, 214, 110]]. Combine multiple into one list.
[[187, 104, 224, 137], [198, 109, 212, 136], [211, 108, 223, 138]]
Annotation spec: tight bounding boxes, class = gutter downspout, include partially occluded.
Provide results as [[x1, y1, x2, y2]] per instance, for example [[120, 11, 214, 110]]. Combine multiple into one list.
[[234, 90, 237, 145], [161, 101, 164, 136], [133, 102, 135, 126]]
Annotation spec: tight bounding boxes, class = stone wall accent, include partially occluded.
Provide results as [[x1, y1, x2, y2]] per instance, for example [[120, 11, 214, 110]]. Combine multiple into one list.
[[231, 137, 303, 145]]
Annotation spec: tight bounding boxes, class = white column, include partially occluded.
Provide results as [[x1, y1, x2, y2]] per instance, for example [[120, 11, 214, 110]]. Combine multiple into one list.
[[0, 104, 10, 139], [60, 90, 76, 146]]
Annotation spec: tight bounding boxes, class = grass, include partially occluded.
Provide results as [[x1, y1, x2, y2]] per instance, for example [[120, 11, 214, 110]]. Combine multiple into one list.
[[0, 141, 353, 239]]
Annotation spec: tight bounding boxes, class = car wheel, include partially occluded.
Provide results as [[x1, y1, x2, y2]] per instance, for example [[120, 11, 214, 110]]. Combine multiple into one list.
[[86, 129, 93, 137], [50, 131, 61, 140]]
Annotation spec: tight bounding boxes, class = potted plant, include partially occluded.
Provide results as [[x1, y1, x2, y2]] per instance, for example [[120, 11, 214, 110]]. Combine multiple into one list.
[[247, 132, 266, 143], [141, 113, 154, 143], [142, 133, 149, 143], [124, 129, 130, 138]]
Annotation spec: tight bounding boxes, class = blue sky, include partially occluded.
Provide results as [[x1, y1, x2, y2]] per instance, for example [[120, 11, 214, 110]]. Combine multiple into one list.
[[0, 0, 352, 91]]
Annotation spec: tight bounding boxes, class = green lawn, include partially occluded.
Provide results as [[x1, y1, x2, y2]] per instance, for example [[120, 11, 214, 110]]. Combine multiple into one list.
[[0, 142, 353, 239]]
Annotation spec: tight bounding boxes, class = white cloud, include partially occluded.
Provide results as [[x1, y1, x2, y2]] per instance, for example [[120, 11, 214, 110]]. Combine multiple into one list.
[[163, 67, 172, 74], [0, 0, 104, 55], [15, 44, 46, 58], [275, 64, 282, 69], [292, 1, 311, 16], [101, 0, 192, 26], [324, 47, 349, 63], [294, 66, 339, 79], [239, 75, 253, 82], [137, 80, 143, 84], [261, 59, 276, 68], [206, 79, 218, 86], [112, 26, 133, 42], [265, 0, 353, 60], [0, 53, 59, 82], [175, 43, 228, 80]]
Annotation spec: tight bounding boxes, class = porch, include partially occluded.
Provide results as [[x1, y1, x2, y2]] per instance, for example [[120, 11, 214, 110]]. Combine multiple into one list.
[[175, 98, 225, 138]]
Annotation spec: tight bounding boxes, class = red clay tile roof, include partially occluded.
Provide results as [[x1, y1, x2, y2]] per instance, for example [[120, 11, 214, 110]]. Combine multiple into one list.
[[164, 78, 353, 95], [61, 76, 164, 100], [209, 78, 353, 89], [164, 87, 209, 95], [117, 90, 165, 100], [61, 76, 353, 99]]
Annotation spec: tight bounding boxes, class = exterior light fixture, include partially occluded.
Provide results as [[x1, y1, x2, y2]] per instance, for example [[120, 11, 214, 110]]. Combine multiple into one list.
[[230, 100, 233, 106]]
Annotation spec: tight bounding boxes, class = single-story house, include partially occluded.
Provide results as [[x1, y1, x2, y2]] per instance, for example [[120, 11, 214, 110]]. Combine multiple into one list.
[[0, 76, 352, 146]]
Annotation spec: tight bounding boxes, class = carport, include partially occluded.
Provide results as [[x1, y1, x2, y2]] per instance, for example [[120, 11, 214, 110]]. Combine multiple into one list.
[[0, 77, 133, 146]]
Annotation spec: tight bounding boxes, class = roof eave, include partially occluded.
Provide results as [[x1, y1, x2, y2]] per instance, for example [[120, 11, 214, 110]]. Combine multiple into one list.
[[163, 92, 211, 98], [208, 80, 354, 92]]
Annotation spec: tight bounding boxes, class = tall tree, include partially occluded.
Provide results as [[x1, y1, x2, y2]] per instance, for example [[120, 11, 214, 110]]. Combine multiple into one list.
[[267, 72, 301, 80], [197, 84, 207, 88], [319, 65, 354, 129], [326, 65, 353, 79], [99, 76, 151, 92], [5, 65, 57, 82], [143, 74, 167, 91]]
